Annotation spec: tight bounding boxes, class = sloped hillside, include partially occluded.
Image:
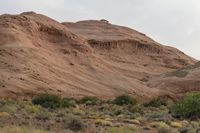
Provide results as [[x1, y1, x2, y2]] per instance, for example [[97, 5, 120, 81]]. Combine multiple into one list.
[[0, 12, 196, 100], [148, 61, 200, 99], [63, 20, 195, 74], [0, 12, 92, 98]]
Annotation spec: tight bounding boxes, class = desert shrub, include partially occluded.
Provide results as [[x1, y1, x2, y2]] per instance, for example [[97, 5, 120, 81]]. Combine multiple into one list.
[[0, 105, 17, 115], [0, 99, 21, 115], [0, 126, 50, 133], [100, 104, 124, 116], [109, 125, 137, 133], [79, 96, 99, 105], [61, 98, 76, 107], [72, 108, 86, 115], [171, 93, 200, 119], [32, 93, 62, 109], [128, 104, 143, 114], [0, 99, 18, 106], [157, 123, 171, 133], [170, 122, 182, 128], [144, 96, 168, 108], [24, 104, 42, 114], [95, 119, 113, 126], [68, 118, 84, 131], [64, 114, 84, 131], [35, 109, 51, 120], [114, 95, 136, 106], [146, 112, 172, 122], [0, 112, 10, 118], [112, 105, 124, 116], [109, 105, 124, 116], [151, 122, 171, 133]]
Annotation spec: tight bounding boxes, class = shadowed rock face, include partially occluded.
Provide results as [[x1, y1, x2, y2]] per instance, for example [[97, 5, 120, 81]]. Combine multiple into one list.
[[0, 12, 197, 101]]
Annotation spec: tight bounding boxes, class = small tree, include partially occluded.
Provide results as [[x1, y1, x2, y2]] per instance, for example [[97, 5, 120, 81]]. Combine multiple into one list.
[[171, 93, 200, 119]]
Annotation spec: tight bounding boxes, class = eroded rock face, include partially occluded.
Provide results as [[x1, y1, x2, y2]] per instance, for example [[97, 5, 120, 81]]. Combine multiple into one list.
[[0, 12, 197, 100], [63, 20, 195, 72]]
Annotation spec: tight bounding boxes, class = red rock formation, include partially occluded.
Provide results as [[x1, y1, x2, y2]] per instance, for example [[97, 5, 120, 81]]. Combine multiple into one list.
[[0, 12, 196, 101]]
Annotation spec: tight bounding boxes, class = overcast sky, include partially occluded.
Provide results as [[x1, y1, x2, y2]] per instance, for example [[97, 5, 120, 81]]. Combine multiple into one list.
[[0, 0, 199, 60]]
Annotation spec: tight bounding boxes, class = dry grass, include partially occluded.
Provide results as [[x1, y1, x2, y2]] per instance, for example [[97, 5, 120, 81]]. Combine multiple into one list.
[[0, 126, 50, 133]]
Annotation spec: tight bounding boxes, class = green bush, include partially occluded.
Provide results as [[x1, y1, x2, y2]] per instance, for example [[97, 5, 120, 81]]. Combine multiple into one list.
[[79, 96, 99, 105], [32, 93, 62, 109], [144, 97, 167, 108], [171, 93, 200, 119], [114, 95, 136, 106], [61, 98, 76, 107]]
